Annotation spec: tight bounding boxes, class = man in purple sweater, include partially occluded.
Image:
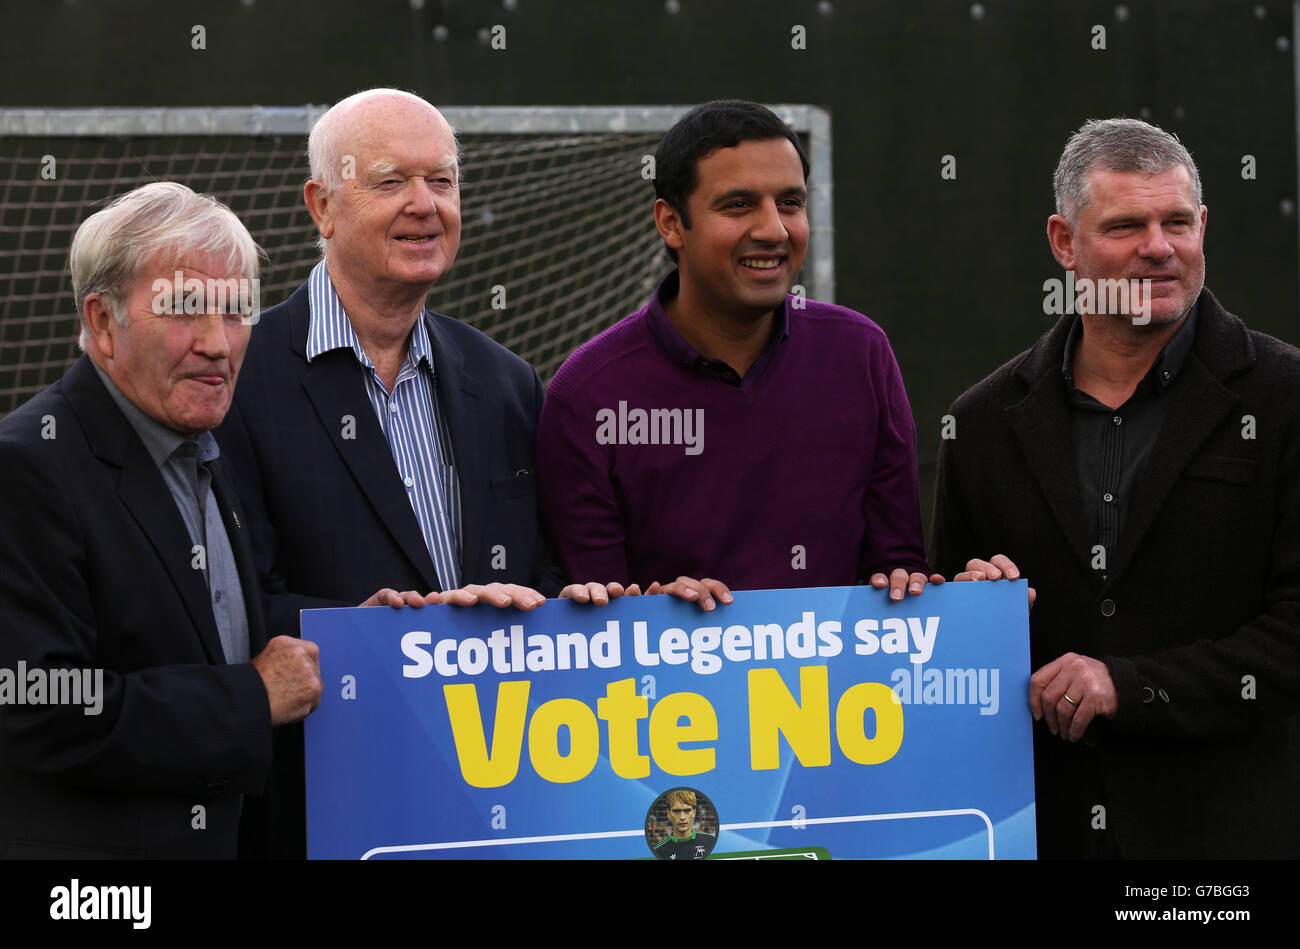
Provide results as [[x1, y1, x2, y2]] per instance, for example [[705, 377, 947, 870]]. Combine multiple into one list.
[[538, 100, 936, 599]]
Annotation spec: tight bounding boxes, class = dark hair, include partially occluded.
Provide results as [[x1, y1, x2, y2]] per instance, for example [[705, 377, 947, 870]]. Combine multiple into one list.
[[654, 100, 810, 262]]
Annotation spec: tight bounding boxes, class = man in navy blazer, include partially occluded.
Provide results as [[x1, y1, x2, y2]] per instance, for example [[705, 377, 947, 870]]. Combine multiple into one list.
[[219, 89, 619, 629], [0, 182, 322, 858], [217, 89, 721, 857]]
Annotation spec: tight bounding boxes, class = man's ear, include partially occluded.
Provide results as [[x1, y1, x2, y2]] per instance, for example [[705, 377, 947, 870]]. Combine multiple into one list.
[[1046, 214, 1076, 270], [654, 198, 686, 252], [304, 179, 334, 241], [82, 294, 119, 359]]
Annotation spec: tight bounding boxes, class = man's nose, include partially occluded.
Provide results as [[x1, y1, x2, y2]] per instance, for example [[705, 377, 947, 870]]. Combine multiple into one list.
[[1138, 223, 1174, 260], [749, 199, 789, 244], [406, 178, 439, 215], [192, 312, 234, 358]]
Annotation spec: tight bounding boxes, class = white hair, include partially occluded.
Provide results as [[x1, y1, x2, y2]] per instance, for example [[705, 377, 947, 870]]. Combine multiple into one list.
[[1053, 117, 1203, 226], [71, 181, 261, 349], [305, 88, 460, 253], [307, 88, 460, 193]]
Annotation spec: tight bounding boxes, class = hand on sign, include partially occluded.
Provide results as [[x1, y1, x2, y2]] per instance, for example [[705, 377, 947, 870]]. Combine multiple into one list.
[[437, 584, 547, 610], [360, 584, 548, 610], [359, 588, 436, 608], [869, 568, 946, 602], [252, 635, 322, 725], [642, 576, 733, 612], [560, 581, 644, 605], [951, 555, 1037, 609]]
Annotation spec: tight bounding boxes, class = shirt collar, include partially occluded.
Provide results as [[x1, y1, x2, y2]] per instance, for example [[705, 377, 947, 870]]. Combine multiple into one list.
[[1062, 299, 1200, 394], [91, 362, 220, 467], [305, 260, 434, 374], [645, 269, 791, 373]]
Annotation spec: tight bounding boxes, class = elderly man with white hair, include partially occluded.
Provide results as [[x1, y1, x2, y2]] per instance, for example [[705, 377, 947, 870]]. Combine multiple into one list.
[[218, 88, 716, 857], [0, 181, 323, 858], [221, 90, 645, 626]]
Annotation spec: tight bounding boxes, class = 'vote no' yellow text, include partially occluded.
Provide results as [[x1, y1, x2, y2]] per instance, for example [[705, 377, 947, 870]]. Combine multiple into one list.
[[444, 666, 903, 788]]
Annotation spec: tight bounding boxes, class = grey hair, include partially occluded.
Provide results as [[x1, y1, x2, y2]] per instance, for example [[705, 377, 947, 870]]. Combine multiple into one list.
[[1053, 117, 1203, 225], [71, 181, 261, 349], [306, 88, 461, 254]]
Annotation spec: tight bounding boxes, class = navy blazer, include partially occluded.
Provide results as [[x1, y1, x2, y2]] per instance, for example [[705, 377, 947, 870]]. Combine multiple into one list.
[[218, 281, 566, 641], [215, 283, 565, 858], [0, 357, 273, 858]]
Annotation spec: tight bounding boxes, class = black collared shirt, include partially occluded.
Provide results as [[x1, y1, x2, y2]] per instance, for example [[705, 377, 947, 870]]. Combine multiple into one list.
[[1062, 304, 1199, 579]]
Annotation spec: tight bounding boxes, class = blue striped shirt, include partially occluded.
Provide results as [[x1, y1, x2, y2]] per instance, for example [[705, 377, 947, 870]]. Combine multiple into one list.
[[305, 261, 462, 591]]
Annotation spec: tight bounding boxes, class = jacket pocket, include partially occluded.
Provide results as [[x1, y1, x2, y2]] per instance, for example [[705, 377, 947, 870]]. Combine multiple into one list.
[[490, 470, 536, 500], [1183, 455, 1255, 484]]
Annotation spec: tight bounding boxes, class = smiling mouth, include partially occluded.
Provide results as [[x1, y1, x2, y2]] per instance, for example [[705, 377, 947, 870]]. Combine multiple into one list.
[[395, 235, 437, 244], [739, 256, 783, 271]]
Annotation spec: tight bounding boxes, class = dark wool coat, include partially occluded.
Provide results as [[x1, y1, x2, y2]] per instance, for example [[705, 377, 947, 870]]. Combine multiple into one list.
[[0, 357, 272, 857], [930, 288, 1300, 858]]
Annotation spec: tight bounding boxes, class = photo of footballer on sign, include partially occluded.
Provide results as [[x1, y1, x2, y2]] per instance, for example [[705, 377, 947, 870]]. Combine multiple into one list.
[[647, 788, 719, 860]]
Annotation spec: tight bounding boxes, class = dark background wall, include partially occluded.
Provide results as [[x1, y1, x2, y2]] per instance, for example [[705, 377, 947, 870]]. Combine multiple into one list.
[[3, 0, 1296, 537]]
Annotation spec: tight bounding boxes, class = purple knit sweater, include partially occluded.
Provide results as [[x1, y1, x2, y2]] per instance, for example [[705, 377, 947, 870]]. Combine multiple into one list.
[[537, 273, 928, 591]]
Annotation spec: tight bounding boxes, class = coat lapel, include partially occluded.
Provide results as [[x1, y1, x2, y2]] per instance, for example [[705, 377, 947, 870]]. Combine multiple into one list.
[[297, 357, 441, 592], [424, 312, 487, 583], [65, 358, 227, 664], [289, 297, 441, 592], [1108, 291, 1252, 579], [1004, 323, 1097, 576]]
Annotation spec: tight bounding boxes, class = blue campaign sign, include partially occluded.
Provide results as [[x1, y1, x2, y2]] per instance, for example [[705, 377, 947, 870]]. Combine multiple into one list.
[[302, 582, 1035, 859]]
